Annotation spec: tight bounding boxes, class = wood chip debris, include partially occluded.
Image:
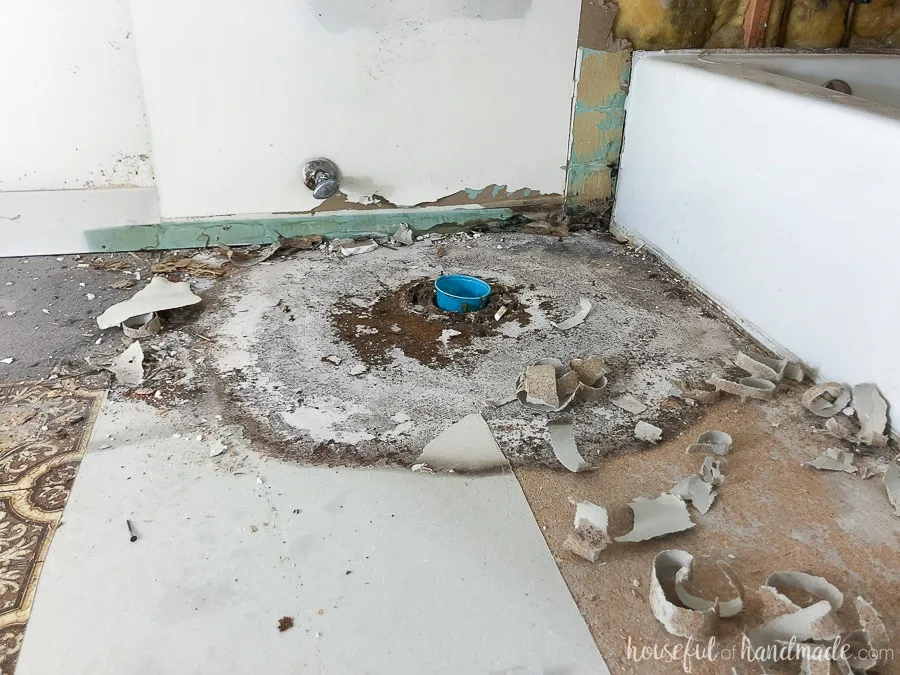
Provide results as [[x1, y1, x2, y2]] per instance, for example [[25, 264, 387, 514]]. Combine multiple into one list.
[[634, 420, 662, 444], [804, 448, 857, 474], [415, 413, 508, 472], [616, 494, 694, 542], [686, 430, 733, 455], [802, 382, 851, 418], [547, 418, 591, 473], [563, 501, 610, 562], [551, 298, 592, 331], [97, 277, 202, 329]]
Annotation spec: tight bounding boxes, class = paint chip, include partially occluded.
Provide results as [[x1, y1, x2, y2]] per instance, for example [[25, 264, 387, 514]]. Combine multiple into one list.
[[0, 358, 13, 365], [416, 413, 507, 472], [616, 493, 694, 542]]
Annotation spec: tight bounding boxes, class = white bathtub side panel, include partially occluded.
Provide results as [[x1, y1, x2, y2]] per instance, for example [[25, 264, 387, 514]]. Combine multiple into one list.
[[0, 0, 154, 191], [127, 0, 580, 219], [614, 57, 900, 411]]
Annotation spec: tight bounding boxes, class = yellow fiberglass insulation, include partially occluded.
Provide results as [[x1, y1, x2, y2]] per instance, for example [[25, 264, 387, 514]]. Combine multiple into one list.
[[611, 0, 895, 49]]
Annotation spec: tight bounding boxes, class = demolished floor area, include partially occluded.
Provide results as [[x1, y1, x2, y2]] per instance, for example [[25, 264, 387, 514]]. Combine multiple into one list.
[[1, 231, 898, 674]]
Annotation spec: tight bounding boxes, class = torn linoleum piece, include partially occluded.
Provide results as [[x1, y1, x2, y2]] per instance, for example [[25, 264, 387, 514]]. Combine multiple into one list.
[[884, 456, 900, 516], [338, 239, 379, 257], [106, 341, 144, 386], [547, 418, 591, 473], [701, 456, 726, 487], [674, 560, 744, 619], [616, 493, 694, 542], [735, 350, 804, 383], [121, 312, 161, 339], [802, 382, 851, 418], [686, 430, 733, 456], [634, 421, 662, 444], [669, 380, 720, 405], [514, 356, 609, 412], [710, 376, 776, 401], [671, 476, 717, 514], [415, 413, 508, 473], [650, 550, 719, 639], [563, 501, 610, 562], [853, 383, 889, 447], [803, 448, 857, 474], [855, 596, 891, 669], [551, 298, 592, 331], [97, 277, 202, 329], [391, 223, 414, 246]]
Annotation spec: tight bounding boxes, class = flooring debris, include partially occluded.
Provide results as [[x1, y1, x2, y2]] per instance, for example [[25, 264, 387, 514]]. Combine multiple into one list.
[[391, 223, 414, 246], [853, 383, 889, 447], [563, 501, 610, 562], [883, 456, 900, 516], [106, 342, 144, 385], [415, 414, 508, 472], [734, 350, 804, 383], [669, 380, 720, 405], [551, 298, 592, 331], [151, 254, 229, 278], [685, 430, 733, 455], [710, 375, 776, 401], [547, 418, 591, 473], [801, 382, 851, 418], [610, 394, 647, 415], [97, 277, 202, 329], [650, 550, 719, 639], [121, 312, 161, 338], [701, 456, 726, 486], [855, 596, 891, 669], [675, 560, 744, 618], [615, 493, 694, 542], [515, 357, 609, 412], [634, 420, 662, 444], [222, 240, 282, 267], [338, 239, 379, 257], [804, 448, 858, 474], [670, 475, 717, 514]]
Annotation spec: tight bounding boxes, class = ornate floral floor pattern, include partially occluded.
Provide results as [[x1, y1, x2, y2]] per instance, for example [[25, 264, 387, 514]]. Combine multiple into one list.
[[0, 382, 102, 674]]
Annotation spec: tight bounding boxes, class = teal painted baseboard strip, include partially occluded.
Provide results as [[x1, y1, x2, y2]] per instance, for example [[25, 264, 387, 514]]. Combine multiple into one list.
[[84, 208, 517, 252]]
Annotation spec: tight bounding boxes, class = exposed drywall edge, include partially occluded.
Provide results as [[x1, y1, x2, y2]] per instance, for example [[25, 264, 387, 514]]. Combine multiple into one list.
[[83, 207, 519, 253], [609, 217, 898, 437]]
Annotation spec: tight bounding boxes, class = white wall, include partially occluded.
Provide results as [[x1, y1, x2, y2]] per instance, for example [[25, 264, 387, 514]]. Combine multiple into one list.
[[686, 52, 900, 109], [0, 0, 154, 190], [127, 0, 581, 218], [613, 54, 900, 416]]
